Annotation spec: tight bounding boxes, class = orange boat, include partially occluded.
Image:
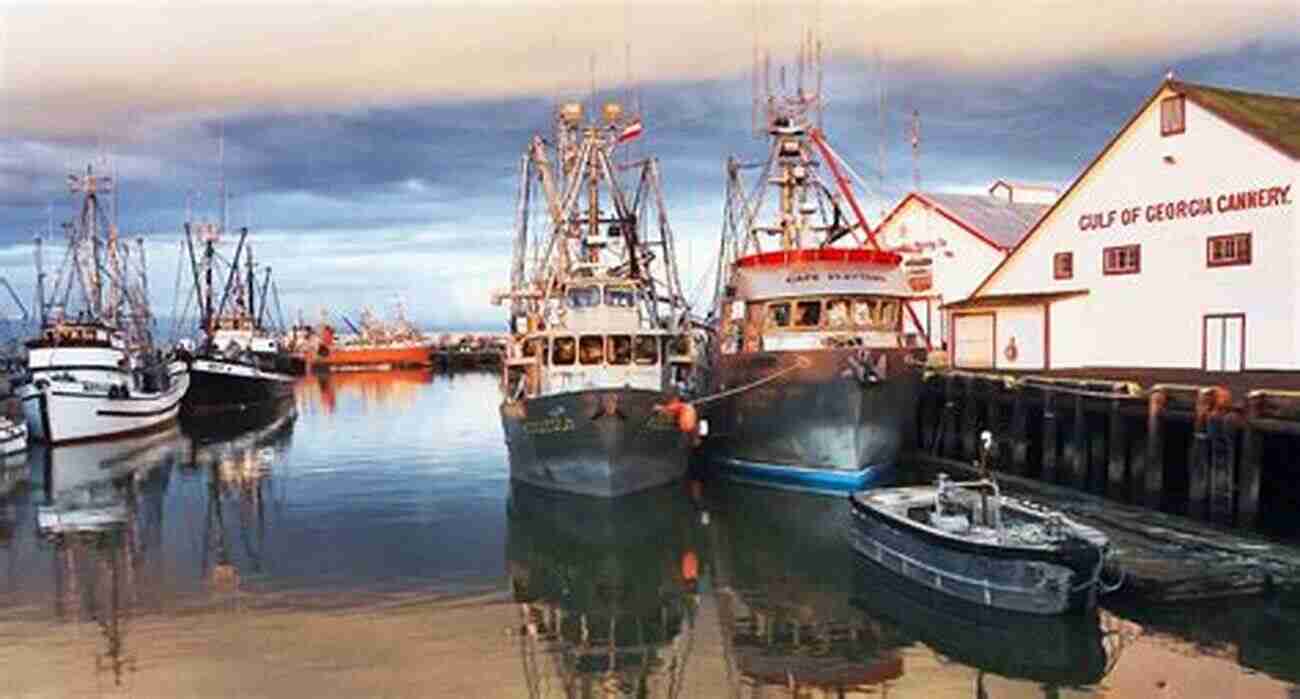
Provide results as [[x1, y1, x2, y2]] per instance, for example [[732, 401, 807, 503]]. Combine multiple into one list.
[[289, 306, 434, 372]]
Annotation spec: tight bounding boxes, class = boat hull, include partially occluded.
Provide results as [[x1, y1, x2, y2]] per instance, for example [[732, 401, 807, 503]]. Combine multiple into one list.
[[308, 344, 434, 371], [182, 358, 296, 418], [500, 388, 690, 498], [847, 491, 1103, 615], [18, 362, 190, 445], [702, 347, 922, 494]]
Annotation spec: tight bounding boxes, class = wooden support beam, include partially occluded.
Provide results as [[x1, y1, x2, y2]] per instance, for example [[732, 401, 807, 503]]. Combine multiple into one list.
[[962, 376, 979, 461], [1187, 389, 1212, 521], [1010, 386, 1029, 476], [942, 374, 960, 459], [1207, 414, 1236, 526], [1089, 409, 1108, 495], [1042, 389, 1059, 484], [1144, 390, 1166, 509], [1108, 398, 1127, 501], [1068, 393, 1087, 490], [1238, 394, 1264, 530]]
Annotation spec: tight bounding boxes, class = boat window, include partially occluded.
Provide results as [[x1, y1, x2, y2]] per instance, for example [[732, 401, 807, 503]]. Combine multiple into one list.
[[579, 335, 605, 365], [826, 299, 851, 329], [604, 287, 637, 308], [766, 302, 791, 328], [668, 334, 691, 357], [551, 337, 576, 365], [633, 336, 659, 365], [879, 299, 900, 329], [567, 286, 601, 309], [794, 300, 822, 328], [607, 335, 632, 365], [853, 298, 877, 328], [524, 338, 548, 365]]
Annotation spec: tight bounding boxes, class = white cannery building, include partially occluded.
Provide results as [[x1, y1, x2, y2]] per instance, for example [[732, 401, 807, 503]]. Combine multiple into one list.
[[875, 184, 1052, 347], [945, 77, 1299, 374]]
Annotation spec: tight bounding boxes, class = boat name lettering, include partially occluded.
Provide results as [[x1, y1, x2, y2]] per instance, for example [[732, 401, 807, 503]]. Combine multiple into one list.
[[1078, 184, 1292, 231], [523, 416, 575, 435], [784, 271, 886, 284]]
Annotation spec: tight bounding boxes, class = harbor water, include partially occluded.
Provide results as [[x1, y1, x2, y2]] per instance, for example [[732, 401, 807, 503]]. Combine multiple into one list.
[[0, 369, 1296, 697]]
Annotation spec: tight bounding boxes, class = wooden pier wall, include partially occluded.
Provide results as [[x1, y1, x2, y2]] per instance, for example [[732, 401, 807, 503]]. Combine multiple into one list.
[[913, 370, 1300, 537]]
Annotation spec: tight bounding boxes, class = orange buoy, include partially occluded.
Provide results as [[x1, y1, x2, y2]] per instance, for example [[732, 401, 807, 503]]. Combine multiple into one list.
[[677, 403, 698, 434], [681, 551, 699, 582]]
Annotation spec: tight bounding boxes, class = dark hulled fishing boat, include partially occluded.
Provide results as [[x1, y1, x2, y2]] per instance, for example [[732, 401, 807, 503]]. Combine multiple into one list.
[[494, 101, 697, 498], [702, 66, 927, 493], [181, 222, 298, 418]]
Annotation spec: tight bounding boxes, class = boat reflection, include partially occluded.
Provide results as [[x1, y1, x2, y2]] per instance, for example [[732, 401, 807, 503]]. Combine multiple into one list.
[[35, 425, 187, 688], [189, 406, 296, 597], [850, 557, 1110, 692], [703, 482, 907, 696], [506, 481, 700, 698], [298, 369, 433, 416]]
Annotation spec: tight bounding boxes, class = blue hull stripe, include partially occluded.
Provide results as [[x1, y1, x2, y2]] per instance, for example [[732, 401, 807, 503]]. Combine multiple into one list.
[[711, 456, 894, 495]]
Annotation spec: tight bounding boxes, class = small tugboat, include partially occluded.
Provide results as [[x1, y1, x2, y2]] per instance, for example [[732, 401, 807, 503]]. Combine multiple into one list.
[[848, 433, 1115, 615], [181, 222, 299, 418], [493, 100, 697, 497], [18, 164, 189, 444], [703, 54, 927, 493]]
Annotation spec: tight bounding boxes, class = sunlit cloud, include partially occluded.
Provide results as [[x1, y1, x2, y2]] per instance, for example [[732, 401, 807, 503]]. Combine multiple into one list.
[[3, 1, 1297, 138]]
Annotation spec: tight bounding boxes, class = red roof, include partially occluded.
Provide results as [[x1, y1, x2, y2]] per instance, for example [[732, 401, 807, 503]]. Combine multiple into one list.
[[735, 248, 902, 268]]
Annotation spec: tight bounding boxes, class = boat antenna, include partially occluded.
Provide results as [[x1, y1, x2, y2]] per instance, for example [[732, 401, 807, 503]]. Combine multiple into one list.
[[876, 48, 886, 218], [219, 125, 228, 234], [910, 108, 921, 193]]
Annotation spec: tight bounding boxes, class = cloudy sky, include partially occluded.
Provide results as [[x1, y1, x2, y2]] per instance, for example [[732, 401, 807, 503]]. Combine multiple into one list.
[[1, 1, 1298, 330]]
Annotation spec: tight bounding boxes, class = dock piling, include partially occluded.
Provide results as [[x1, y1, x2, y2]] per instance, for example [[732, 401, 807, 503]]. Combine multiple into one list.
[[1238, 393, 1264, 530], [1144, 390, 1166, 509], [1107, 398, 1127, 500], [1041, 389, 1059, 484]]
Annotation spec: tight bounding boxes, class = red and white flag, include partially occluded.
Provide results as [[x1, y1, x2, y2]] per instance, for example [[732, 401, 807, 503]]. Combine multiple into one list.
[[616, 120, 643, 144]]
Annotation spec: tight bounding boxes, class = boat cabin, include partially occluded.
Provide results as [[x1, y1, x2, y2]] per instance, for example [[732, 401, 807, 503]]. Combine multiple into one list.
[[25, 321, 124, 351], [718, 249, 921, 354]]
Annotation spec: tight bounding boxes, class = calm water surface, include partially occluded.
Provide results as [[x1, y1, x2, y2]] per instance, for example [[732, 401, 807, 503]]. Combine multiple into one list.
[[0, 369, 1296, 697]]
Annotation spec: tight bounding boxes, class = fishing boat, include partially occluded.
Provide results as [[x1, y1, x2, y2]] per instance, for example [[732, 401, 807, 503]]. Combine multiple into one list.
[[180, 222, 299, 418], [847, 436, 1115, 615], [702, 56, 928, 493], [493, 101, 697, 498], [17, 165, 190, 444], [290, 303, 434, 372]]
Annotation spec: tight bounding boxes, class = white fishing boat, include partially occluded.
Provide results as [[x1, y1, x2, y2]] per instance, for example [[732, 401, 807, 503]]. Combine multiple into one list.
[[493, 101, 698, 498], [16, 164, 189, 444]]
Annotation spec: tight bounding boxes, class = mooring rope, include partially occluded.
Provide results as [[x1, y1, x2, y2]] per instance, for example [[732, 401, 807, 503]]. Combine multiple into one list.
[[690, 355, 813, 407]]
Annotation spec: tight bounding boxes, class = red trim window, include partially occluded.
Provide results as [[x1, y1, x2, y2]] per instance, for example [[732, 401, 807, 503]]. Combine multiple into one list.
[[1103, 244, 1141, 275], [1160, 95, 1185, 136], [1053, 252, 1074, 280], [1207, 233, 1252, 267]]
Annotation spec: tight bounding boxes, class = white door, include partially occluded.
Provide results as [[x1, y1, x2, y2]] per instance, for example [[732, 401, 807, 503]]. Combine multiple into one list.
[[1204, 315, 1244, 372], [953, 314, 995, 369]]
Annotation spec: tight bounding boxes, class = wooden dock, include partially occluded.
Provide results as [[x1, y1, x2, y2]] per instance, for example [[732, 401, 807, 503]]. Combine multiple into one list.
[[910, 452, 1300, 603]]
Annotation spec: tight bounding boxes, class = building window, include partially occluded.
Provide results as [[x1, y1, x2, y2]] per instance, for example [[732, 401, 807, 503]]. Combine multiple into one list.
[[1160, 95, 1185, 136], [1103, 244, 1141, 275], [1207, 233, 1252, 267], [1053, 252, 1074, 280]]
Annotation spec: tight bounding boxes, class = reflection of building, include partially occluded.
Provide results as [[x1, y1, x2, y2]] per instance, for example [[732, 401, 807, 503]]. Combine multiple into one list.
[[38, 428, 183, 689], [507, 483, 699, 697], [707, 484, 906, 697]]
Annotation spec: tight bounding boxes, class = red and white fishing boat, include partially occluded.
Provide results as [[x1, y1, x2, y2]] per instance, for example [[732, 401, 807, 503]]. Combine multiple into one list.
[[702, 53, 930, 493]]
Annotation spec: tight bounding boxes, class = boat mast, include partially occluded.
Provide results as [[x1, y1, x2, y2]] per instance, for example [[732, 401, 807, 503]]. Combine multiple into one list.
[[246, 244, 256, 328]]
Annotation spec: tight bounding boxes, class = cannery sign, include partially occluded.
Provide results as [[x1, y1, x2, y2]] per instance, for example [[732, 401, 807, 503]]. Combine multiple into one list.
[[1078, 184, 1292, 231]]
